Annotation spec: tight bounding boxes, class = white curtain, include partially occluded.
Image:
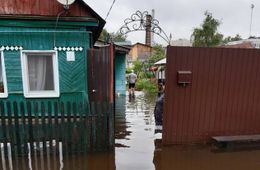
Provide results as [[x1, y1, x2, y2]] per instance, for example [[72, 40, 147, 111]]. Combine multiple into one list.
[[0, 57, 3, 83], [28, 55, 47, 91]]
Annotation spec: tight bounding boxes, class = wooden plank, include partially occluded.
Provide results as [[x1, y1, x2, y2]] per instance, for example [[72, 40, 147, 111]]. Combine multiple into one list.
[[212, 135, 260, 142], [40, 102, 47, 155]]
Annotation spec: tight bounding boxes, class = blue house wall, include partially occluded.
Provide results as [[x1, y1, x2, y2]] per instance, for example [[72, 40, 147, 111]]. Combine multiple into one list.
[[115, 53, 126, 96]]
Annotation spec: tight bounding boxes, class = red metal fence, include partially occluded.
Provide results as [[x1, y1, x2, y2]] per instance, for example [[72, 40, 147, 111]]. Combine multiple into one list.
[[87, 44, 114, 104], [87, 44, 115, 148], [163, 46, 260, 144]]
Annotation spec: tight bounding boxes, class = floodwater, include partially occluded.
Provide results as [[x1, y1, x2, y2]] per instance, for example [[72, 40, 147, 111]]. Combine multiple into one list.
[[115, 91, 158, 170], [1, 91, 260, 170]]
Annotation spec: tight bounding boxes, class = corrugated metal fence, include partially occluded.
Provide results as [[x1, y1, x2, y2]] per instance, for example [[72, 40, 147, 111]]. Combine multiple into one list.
[[163, 46, 260, 144]]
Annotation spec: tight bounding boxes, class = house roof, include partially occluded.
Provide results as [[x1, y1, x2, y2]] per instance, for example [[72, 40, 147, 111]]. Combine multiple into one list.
[[0, 0, 105, 43], [225, 38, 260, 49], [170, 38, 192, 47], [132, 42, 153, 48], [154, 58, 166, 65], [223, 42, 254, 49], [94, 40, 130, 54], [114, 41, 132, 46]]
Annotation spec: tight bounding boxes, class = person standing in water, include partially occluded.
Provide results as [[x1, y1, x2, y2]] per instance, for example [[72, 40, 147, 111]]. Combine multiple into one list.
[[128, 70, 137, 96]]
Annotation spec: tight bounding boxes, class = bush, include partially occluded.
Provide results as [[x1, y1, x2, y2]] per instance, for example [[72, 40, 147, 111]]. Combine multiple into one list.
[[126, 67, 132, 74], [135, 78, 157, 94]]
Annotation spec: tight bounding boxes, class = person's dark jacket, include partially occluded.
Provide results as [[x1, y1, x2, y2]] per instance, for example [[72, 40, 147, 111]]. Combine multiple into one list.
[[154, 94, 164, 126]]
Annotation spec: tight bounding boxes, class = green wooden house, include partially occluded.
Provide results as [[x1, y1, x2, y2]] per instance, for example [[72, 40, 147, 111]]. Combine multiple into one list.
[[0, 0, 116, 152], [0, 0, 105, 111]]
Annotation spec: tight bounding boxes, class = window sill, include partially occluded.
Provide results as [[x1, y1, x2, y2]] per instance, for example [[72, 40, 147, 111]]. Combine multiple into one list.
[[0, 93, 8, 98], [24, 91, 60, 98]]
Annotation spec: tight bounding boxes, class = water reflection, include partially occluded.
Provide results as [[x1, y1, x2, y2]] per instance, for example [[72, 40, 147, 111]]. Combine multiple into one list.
[[2, 91, 260, 169], [115, 91, 157, 170], [157, 145, 260, 170], [0, 141, 115, 170]]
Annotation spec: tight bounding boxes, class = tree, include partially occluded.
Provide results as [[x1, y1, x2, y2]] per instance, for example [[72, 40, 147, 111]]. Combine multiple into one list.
[[148, 44, 165, 66], [111, 32, 127, 42], [192, 11, 223, 47], [99, 28, 109, 42], [133, 59, 143, 77], [99, 29, 128, 42], [132, 44, 165, 79], [222, 34, 242, 44]]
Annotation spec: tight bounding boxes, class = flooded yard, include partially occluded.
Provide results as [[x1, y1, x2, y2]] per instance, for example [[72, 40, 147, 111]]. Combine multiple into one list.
[[115, 91, 158, 170], [1, 91, 260, 170]]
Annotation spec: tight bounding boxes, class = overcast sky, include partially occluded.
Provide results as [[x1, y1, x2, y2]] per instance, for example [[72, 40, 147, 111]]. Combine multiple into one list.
[[84, 0, 259, 46]]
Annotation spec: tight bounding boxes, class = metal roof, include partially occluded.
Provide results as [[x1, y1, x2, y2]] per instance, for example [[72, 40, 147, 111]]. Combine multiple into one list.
[[154, 58, 166, 65]]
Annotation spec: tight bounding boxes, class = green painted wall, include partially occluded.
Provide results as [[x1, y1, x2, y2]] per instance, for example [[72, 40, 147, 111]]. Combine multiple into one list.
[[115, 53, 126, 95], [0, 19, 93, 114]]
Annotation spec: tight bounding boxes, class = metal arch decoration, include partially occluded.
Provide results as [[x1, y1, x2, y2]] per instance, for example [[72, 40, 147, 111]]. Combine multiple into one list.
[[118, 10, 172, 45]]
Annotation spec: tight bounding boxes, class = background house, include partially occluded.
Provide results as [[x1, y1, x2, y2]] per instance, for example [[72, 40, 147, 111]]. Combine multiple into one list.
[[224, 38, 260, 48], [170, 38, 192, 47], [115, 45, 130, 96], [154, 58, 166, 84], [127, 43, 153, 68]]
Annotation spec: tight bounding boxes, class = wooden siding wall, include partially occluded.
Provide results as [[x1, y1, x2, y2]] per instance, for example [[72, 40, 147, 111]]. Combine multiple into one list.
[[0, 0, 93, 17], [0, 30, 90, 113], [163, 47, 260, 144]]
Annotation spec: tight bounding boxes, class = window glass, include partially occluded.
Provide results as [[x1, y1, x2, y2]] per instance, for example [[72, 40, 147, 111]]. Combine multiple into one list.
[[0, 52, 7, 97], [0, 56, 4, 93], [27, 54, 54, 91], [21, 51, 59, 98]]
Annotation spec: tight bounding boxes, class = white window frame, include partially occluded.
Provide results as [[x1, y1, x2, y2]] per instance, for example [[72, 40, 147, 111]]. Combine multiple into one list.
[[0, 51, 8, 98], [21, 50, 60, 98]]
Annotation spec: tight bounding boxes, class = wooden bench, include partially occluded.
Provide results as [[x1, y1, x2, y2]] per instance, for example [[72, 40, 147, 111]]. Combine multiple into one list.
[[211, 135, 260, 151]]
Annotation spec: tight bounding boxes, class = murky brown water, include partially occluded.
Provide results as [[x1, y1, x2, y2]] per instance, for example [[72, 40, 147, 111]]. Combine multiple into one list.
[[1, 91, 260, 170]]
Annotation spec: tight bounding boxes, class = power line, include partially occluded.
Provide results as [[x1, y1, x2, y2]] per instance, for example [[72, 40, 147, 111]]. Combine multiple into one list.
[[105, 0, 116, 21]]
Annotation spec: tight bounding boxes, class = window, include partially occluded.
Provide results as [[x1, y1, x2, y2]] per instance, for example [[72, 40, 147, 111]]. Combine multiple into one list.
[[0, 51, 8, 98], [21, 50, 59, 98]]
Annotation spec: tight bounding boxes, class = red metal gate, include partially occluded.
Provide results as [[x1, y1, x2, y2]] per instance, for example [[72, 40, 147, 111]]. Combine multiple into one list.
[[87, 44, 115, 150], [163, 46, 260, 145], [88, 44, 114, 104]]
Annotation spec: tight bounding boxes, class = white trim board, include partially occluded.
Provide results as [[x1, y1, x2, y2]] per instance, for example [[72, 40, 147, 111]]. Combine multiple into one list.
[[0, 50, 8, 98], [20, 50, 60, 98]]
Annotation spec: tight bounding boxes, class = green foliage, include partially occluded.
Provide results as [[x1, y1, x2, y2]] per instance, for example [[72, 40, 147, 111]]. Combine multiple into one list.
[[126, 67, 132, 74], [192, 11, 223, 47], [129, 44, 165, 95], [99, 29, 127, 42], [133, 60, 143, 76], [135, 78, 157, 94], [111, 32, 127, 42], [143, 44, 165, 76], [222, 34, 242, 44], [99, 28, 109, 42], [149, 44, 165, 65]]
